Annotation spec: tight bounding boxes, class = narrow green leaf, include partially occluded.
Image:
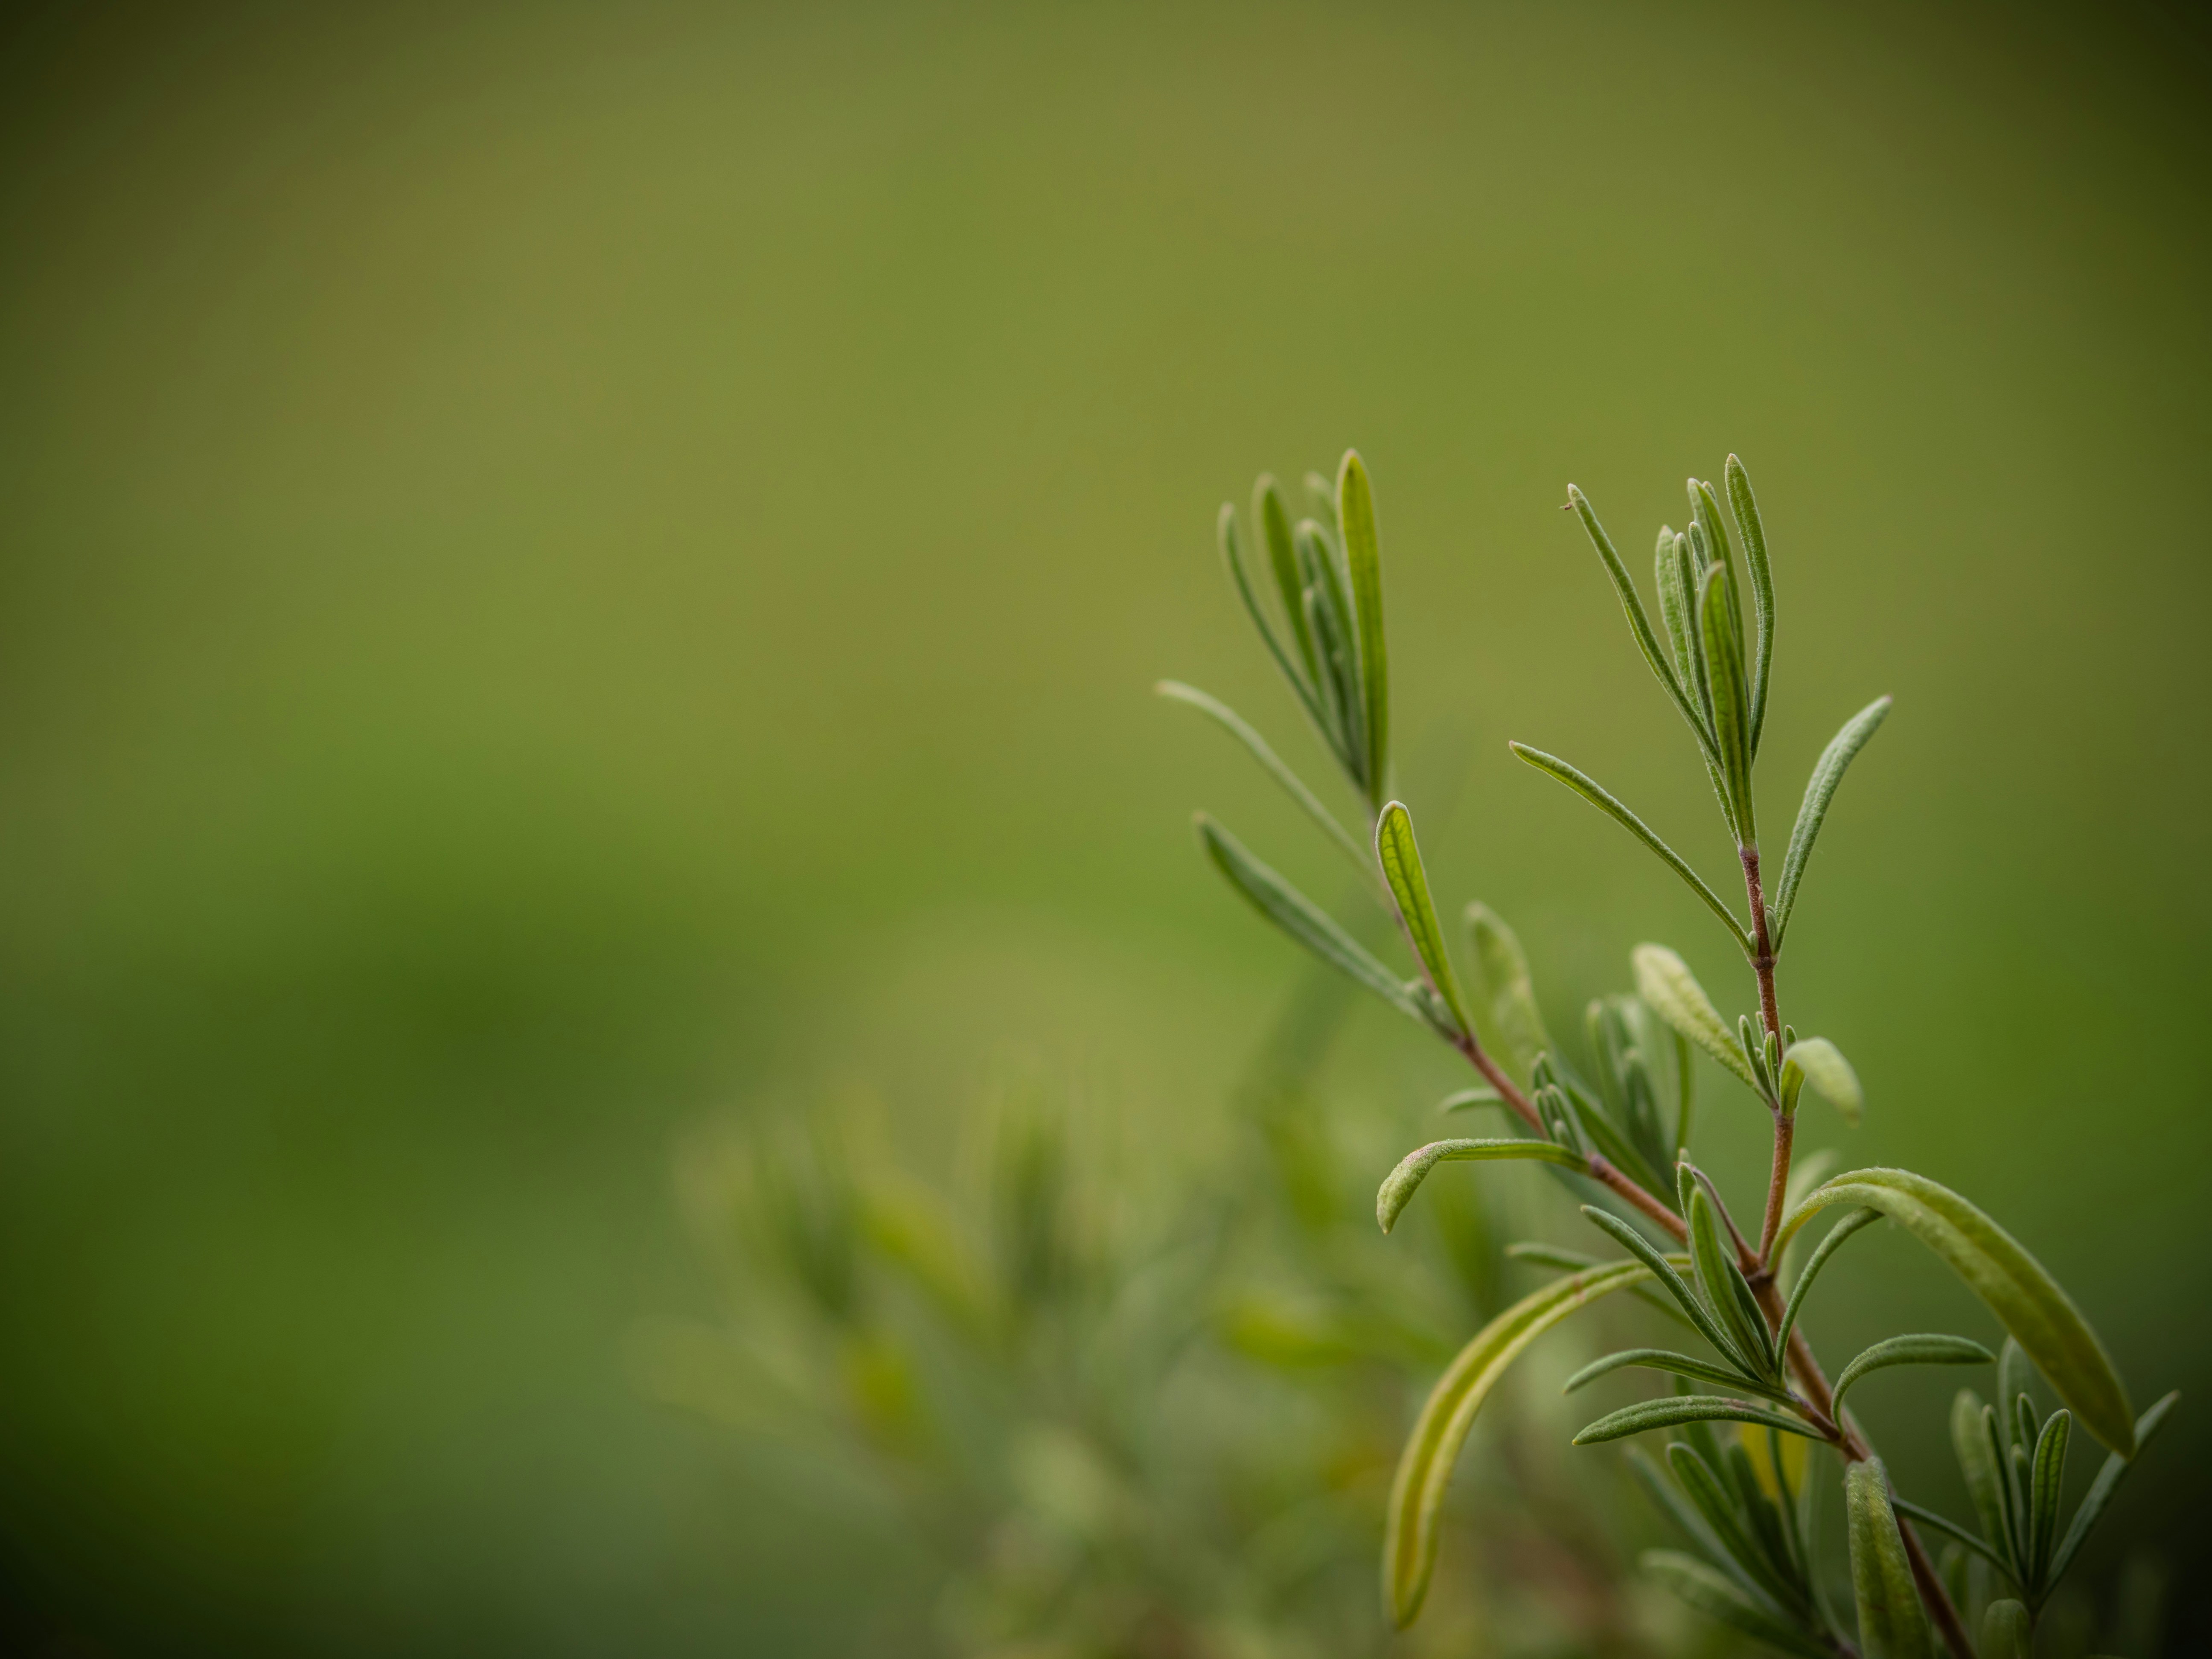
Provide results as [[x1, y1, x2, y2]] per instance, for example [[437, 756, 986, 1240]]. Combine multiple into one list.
[[1155, 683, 1374, 877], [1560, 1073, 1668, 1198], [1846, 1458, 1937, 1659], [2047, 1390, 2180, 1586], [2028, 1408, 2070, 1581], [1831, 1334, 1994, 1418], [1724, 456, 1776, 760], [1776, 1168, 2137, 1455], [1574, 1393, 1821, 1445], [1505, 1240, 1598, 1270], [1667, 1443, 1813, 1612], [1774, 696, 1891, 948], [1377, 1138, 1584, 1234], [1509, 746, 1751, 954], [1566, 484, 1715, 756], [1950, 1389, 2018, 1579], [1627, 1449, 1747, 1585], [1440, 1086, 1504, 1113], [1641, 1551, 1832, 1659], [1631, 943, 1763, 1095], [1303, 469, 1338, 531], [1891, 1496, 2016, 1579], [1691, 477, 1746, 664], [1690, 1187, 1773, 1378], [1779, 1036, 1863, 1125], [1673, 1025, 1696, 1159], [1336, 450, 1389, 810], [1580, 1207, 1757, 1365], [1981, 1598, 2032, 1659], [1464, 902, 1554, 1070], [1194, 815, 1432, 1030], [1563, 1347, 1793, 1403], [1218, 504, 1324, 727], [1653, 527, 1700, 713], [1775, 1207, 1881, 1357], [1376, 802, 1470, 1033], [1998, 1336, 2035, 1431], [1700, 557, 1756, 845], [1254, 475, 1321, 689], [1382, 1259, 1655, 1626]]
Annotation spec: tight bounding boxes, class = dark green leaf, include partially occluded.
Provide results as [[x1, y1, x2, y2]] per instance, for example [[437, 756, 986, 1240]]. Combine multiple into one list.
[[1627, 1449, 1745, 1585], [1376, 802, 1470, 1033], [1690, 1187, 1772, 1378], [1195, 815, 1432, 1029], [1664, 1442, 1813, 1617], [1831, 1334, 1994, 1417], [1573, 1394, 1821, 1445], [1566, 485, 1717, 758], [1464, 902, 1554, 1070], [1253, 475, 1321, 690], [1700, 559, 1755, 845], [1510, 748, 1751, 952], [1641, 1551, 1831, 1659], [1775, 1207, 1881, 1357], [1891, 1497, 2015, 1579], [1777, 1167, 2137, 1455], [1336, 450, 1389, 810], [1950, 1389, 2018, 1578], [2028, 1408, 2070, 1582], [1155, 682, 1374, 876], [1724, 457, 1776, 759], [1774, 697, 1892, 948], [1632, 943, 1763, 1094], [2046, 1390, 2180, 1587], [1563, 1346, 1791, 1401], [1580, 1206, 1752, 1363], [1383, 1260, 1656, 1626], [1846, 1458, 1937, 1659], [1377, 1138, 1584, 1234]]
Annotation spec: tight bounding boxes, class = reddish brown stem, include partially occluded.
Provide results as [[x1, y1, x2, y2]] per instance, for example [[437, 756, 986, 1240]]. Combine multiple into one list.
[[1757, 1108, 1796, 1263]]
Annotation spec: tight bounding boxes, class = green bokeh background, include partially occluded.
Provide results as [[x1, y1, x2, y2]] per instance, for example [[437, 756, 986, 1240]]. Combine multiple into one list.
[[1, 1, 2206, 1651]]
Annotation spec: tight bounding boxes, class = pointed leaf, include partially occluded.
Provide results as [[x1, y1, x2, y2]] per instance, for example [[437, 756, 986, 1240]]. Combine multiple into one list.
[[1566, 485, 1715, 756], [1846, 1458, 1937, 1659], [1780, 1036, 1863, 1125], [1377, 1138, 1584, 1234], [1464, 902, 1554, 1069], [1580, 1206, 1759, 1365], [1439, 1085, 1504, 1113], [1777, 1168, 2137, 1455], [1218, 504, 1324, 726], [1573, 1394, 1821, 1445], [1667, 1443, 1813, 1613], [1775, 1207, 1881, 1356], [1891, 1496, 2015, 1579], [1336, 450, 1389, 809], [1641, 1551, 1832, 1659], [1563, 1347, 1792, 1403], [1724, 457, 1776, 759], [1950, 1389, 2018, 1578], [1632, 943, 1763, 1095], [1774, 697, 1891, 947], [2047, 1390, 2180, 1586], [1376, 802, 1470, 1033], [1690, 1187, 1772, 1377], [1700, 561, 1755, 844], [1253, 475, 1321, 688], [2028, 1408, 2069, 1581], [1194, 815, 1433, 1030], [1156, 683, 1374, 876], [1509, 747, 1751, 952], [1831, 1334, 1994, 1417], [1382, 1259, 1655, 1626]]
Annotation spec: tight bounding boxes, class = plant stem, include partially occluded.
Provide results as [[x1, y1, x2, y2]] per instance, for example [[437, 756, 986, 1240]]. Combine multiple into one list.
[[1738, 845, 1798, 1266], [1757, 1108, 1796, 1264]]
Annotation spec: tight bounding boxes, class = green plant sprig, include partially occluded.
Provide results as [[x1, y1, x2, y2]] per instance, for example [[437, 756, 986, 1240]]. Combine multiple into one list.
[[1162, 450, 2172, 1659]]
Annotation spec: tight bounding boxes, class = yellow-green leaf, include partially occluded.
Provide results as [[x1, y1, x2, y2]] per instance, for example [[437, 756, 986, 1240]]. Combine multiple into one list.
[[1777, 1169, 2136, 1455], [1376, 801, 1469, 1033]]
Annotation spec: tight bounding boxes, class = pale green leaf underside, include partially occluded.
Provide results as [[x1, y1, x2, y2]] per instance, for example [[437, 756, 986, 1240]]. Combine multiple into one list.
[[1847, 1458, 1937, 1659], [1383, 1259, 1662, 1627], [1831, 1333, 1993, 1417], [1781, 1035, 1863, 1124], [1377, 1138, 1583, 1234], [1777, 1168, 2136, 1455], [1632, 943, 1761, 1095], [1571, 1393, 1823, 1445], [1775, 696, 1891, 947]]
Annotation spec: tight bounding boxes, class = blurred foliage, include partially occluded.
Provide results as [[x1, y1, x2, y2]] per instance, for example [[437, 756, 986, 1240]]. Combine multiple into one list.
[[0, 0, 2206, 1653]]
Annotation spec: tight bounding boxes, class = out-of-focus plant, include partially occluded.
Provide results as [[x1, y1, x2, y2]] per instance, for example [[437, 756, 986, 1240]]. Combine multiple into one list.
[[638, 1051, 1691, 1658], [1162, 454, 2179, 1657]]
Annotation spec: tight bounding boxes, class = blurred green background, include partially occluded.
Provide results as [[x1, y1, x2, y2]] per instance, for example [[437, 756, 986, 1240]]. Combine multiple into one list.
[[0, 0, 2207, 1651]]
